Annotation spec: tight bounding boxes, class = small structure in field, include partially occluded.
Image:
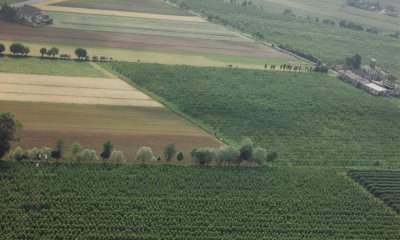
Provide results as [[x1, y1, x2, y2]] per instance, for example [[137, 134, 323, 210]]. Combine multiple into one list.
[[338, 59, 399, 96], [17, 5, 51, 26]]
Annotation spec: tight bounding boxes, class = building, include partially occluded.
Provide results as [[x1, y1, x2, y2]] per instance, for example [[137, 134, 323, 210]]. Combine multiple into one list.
[[338, 59, 399, 96], [17, 5, 49, 25]]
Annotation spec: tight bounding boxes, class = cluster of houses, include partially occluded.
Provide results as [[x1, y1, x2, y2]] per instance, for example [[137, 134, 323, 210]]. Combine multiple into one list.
[[338, 59, 400, 96], [17, 5, 51, 26]]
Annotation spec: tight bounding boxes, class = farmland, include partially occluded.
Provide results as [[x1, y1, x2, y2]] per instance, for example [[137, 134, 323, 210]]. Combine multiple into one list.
[[178, 0, 400, 77], [0, 39, 301, 69], [103, 62, 400, 166], [0, 101, 221, 161], [251, 0, 400, 32], [349, 170, 400, 214], [0, 56, 106, 77], [46, 11, 244, 41], [1, 162, 400, 239], [50, 0, 193, 16], [0, 72, 162, 107]]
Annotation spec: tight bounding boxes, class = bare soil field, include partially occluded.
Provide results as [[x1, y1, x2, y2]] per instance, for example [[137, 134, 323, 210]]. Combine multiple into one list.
[[0, 101, 222, 161], [0, 20, 285, 58], [0, 72, 162, 107], [33, 0, 205, 22]]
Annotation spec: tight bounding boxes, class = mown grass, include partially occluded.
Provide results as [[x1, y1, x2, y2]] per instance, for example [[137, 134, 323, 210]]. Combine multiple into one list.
[[51, 0, 193, 16], [103, 62, 400, 166], [0, 56, 106, 77], [2, 162, 400, 239], [180, 0, 400, 77]]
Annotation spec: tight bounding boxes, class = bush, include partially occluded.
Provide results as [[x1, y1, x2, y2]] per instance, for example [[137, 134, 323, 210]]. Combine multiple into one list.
[[252, 147, 267, 165], [10, 147, 28, 162], [110, 151, 125, 162], [216, 145, 238, 166], [136, 146, 153, 163], [77, 149, 98, 162], [193, 148, 215, 166]]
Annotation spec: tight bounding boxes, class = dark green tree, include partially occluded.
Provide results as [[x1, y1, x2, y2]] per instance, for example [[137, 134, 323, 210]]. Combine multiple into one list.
[[40, 48, 47, 57], [9, 43, 25, 55], [47, 47, 59, 58], [51, 138, 64, 160], [163, 143, 176, 163], [75, 48, 87, 60], [239, 138, 254, 163], [100, 140, 113, 162], [0, 43, 5, 55], [0, 112, 21, 159], [177, 151, 184, 162], [0, 3, 17, 20]]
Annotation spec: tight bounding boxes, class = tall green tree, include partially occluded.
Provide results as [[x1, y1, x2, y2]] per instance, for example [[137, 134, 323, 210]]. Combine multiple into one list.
[[47, 47, 59, 58], [0, 43, 5, 55], [239, 138, 254, 164], [40, 48, 47, 57], [9, 43, 25, 55], [100, 140, 113, 162], [75, 48, 87, 60], [51, 138, 64, 160], [136, 146, 153, 163], [0, 112, 21, 159], [163, 143, 176, 163]]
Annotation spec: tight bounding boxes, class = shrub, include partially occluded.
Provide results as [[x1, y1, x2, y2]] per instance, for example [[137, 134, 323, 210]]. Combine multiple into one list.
[[136, 146, 153, 163], [110, 151, 125, 162]]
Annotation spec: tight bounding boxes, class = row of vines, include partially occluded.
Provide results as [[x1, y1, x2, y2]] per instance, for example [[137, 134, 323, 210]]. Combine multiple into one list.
[[349, 170, 400, 214], [102, 62, 400, 166], [1, 161, 400, 239]]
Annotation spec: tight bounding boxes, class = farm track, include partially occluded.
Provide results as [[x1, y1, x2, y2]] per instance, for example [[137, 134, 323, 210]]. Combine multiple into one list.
[[0, 20, 287, 58]]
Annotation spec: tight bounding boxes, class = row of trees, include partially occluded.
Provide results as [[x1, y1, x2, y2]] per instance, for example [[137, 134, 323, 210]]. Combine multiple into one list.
[[0, 42, 108, 61]]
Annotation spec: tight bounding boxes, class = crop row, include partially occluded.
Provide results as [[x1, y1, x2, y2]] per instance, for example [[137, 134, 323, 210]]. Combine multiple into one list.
[[1, 161, 400, 239]]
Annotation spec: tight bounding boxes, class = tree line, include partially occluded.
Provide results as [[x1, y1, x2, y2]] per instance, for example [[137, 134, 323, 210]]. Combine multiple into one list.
[[0, 42, 112, 61], [0, 112, 277, 167]]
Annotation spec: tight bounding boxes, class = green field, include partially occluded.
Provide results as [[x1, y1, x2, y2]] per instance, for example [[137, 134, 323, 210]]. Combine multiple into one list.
[[47, 11, 247, 42], [1, 161, 400, 239], [178, 0, 400, 77], [103, 62, 400, 166], [0, 56, 106, 77], [51, 0, 193, 16], [349, 170, 400, 214]]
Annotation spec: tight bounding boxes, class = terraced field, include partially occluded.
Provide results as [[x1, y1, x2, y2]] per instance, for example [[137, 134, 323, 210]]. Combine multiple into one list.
[[349, 170, 400, 214]]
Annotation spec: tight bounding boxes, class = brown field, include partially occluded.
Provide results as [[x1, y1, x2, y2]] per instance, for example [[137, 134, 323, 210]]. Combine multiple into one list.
[[0, 101, 222, 162], [0, 20, 289, 58], [33, 0, 205, 22], [0, 72, 162, 107]]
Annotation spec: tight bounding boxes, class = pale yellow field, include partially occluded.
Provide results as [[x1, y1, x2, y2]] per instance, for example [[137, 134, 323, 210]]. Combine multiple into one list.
[[34, 0, 206, 22], [0, 72, 163, 107]]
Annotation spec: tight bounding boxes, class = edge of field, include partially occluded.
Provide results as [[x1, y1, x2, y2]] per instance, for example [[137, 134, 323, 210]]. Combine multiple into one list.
[[100, 63, 235, 146]]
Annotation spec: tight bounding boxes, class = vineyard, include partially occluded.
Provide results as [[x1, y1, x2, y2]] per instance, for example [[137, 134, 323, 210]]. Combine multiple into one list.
[[175, 0, 400, 78], [1, 161, 400, 239], [102, 62, 400, 166], [349, 170, 400, 214]]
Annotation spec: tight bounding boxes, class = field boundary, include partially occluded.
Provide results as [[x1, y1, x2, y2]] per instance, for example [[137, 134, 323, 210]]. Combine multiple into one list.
[[99, 63, 229, 146]]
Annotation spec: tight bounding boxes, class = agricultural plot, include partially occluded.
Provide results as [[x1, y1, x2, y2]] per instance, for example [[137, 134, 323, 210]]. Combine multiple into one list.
[[0, 56, 106, 77], [34, 0, 204, 22], [180, 0, 400, 77], [0, 72, 162, 107], [46, 11, 244, 41], [0, 101, 221, 161], [103, 62, 400, 166], [51, 0, 193, 16], [252, 0, 400, 32], [1, 163, 400, 239], [0, 39, 302, 69], [349, 170, 400, 214]]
